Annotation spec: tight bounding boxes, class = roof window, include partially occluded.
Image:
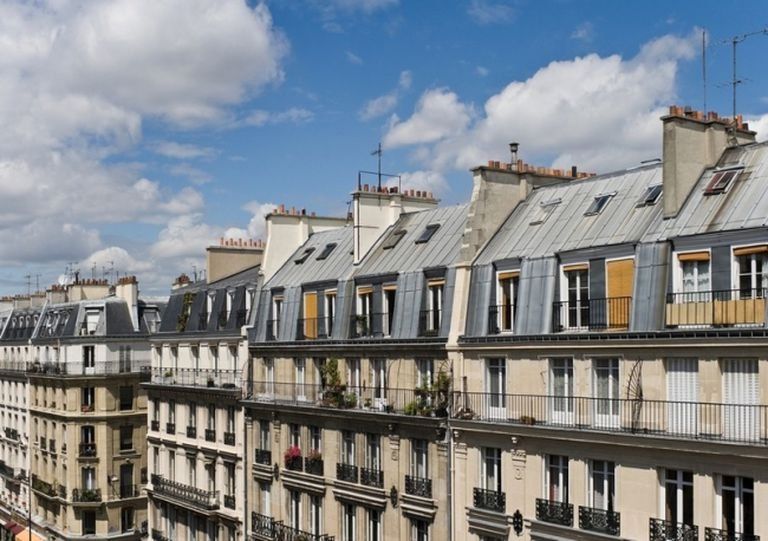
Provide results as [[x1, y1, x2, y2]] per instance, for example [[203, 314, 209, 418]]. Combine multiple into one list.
[[316, 243, 337, 260], [704, 168, 742, 195], [585, 193, 615, 216], [382, 229, 406, 250], [415, 224, 440, 244], [637, 185, 662, 207], [294, 247, 315, 264], [530, 198, 561, 225]]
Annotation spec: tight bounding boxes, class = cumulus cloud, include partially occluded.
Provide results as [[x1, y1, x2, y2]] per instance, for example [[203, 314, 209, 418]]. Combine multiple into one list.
[[467, 0, 516, 25], [748, 114, 768, 142], [389, 170, 447, 196], [385, 31, 699, 173], [169, 164, 214, 185], [80, 246, 153, 275], [245, 107, 315, 126], [359, 70, 413, 120], [153, 141, 217, 160]]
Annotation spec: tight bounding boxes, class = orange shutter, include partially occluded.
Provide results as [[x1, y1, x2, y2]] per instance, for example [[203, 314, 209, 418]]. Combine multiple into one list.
[[733, 245, 768, 256], [303, 293, 318, 339], [677, 251, 710, 262]]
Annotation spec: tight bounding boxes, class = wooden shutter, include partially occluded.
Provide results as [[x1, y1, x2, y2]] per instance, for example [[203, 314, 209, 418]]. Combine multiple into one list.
[[667, 358, 699, 435], [606, 258, 634, 328], [303, 293, 318, 339], [723, 359, 759, 440]]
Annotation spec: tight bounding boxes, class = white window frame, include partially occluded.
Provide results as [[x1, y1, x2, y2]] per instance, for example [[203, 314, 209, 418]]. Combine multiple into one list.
[[481, 447, 502, 493], [589, 459, 615, 510], [559, 264, 590, 330], [673, 250, 712, 296], [485, 358, 506, 419], [545, 455, 569, 503], [717, 475, 754, 535], [495, 270, 519, 333], [661, 469, 694, 525]]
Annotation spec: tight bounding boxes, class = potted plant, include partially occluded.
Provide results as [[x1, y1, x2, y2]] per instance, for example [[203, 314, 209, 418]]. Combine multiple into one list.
[[283, 445, 302, 470], [520, 415, 536, 426], [343, 392, 358, 409], [305, 449, 323, 475], [364, 398, 372, 409], [206, 376, 215, 387]]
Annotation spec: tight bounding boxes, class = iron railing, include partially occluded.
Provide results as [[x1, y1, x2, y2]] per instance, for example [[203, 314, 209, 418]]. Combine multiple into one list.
[[250, 512, 334, 541], [186, 426, 197, 438], [149, 368, 242, 389], [473, 487, 505, 512], [304, 457, 324, 476], [553, 296, 632, 332], [649, 519, 698, 541], [536, 498, 574, 527], [579, 506, 620, 536], [26, 360, 150, 376], [249, 381, 450, 418], [488, 304, 515, 334], [284, 455, 303, 472], [224, 494, 236, 509], [152, 529, 172, 541], [704, 527, 759, 541], [116, 484, 141, 499], [4, 427, 19, 440], [166, 423, 176, 434], [150, 474, 219, 510], [418, 309, 441, 337], [296, 318, 333, 340], [205, 429, 216, 442], [336, 463, 358, 483], [79, 442, 97, 457], [266, 319, 279, 341], [452, 391, 768, 445], [349, 313, 387, 339], [224, 432, 236, 445], [254, 449, 271, 466], [405, 475, 432, 498], [360, 467, 383, 488], [72, 488, 102, 502], [150, 420, 159, 431], [666, 288, 767, 328]]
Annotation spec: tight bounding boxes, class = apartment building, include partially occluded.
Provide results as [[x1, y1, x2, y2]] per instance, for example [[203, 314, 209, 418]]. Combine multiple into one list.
[[451, 108, 768, 541]]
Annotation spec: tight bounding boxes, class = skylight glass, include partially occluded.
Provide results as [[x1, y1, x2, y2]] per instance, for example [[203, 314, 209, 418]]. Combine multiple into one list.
[[637, 185, 663, 207], [415, 224, 440, 244], [529, 198, 561, 225], [383, 229, 406, 250], [316, 243, 337, 260], [585, 193, 614, 216], [294, 247, 315, 264], [704, 168, 742, 195]]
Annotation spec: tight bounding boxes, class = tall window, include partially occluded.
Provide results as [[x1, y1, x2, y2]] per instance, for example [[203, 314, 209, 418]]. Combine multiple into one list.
[[720, 476, 754, 536], [593, 359, 619, 423], [367, 509, 381, 541], [207, 404, 216, 431], [486, 359, 506, 417], [680, 256, 711, 295], [344, 504, 356, 541], [119, 425, 133, 451], [82, 466, 96, 489], [665, 469, 693, 526], [564, 266, 589, 329], [82, 511, 96, 535], [412, 439, 428, 478], [426, 280, 444, 333], [482, 447, 502, 493], [259, 420, 271, 451], [411, 519, 429, 541], [366, 434, 380, 470], [310, 495, 323, 536], [546, 455, 569, 503], [168, 400, 176, 425], [370, 359, 386, 403], [187, 456, 196, 487], [295, 358, 306, 398], [383, 286, 397, 336], [347, 359, 361, 394], [736, 251, 768, 298], [290, 490, 301, 529], [260, 482, 271, 516], [119, 386, 133, 411], [82, 345, 95, 368], [356, 287, 373, 336], [342, 431, 355, 465], [290, 424, 301, 448], [325, 290, 336, 336], [188, 402, 197, 429], [310, 426, 322, 452], [265, 358, 274, 394], [496, 271, 519, 332], [416, 360, 433, 388], [271, 296, 283, 338], [550, 358, 574, 421], [590, 460, 615, 510]]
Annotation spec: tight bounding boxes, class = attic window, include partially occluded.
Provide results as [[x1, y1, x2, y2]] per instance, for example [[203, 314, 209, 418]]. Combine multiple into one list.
[[316, 243, 337, 260], [530, 198, 561, 225], [585, 193, 615, 216], [704, 168, 742, 195], [294, 247, 315, 264], [637, 185, 663, 207], [383, 229, 406, 250], [415, 224, 440, 244]]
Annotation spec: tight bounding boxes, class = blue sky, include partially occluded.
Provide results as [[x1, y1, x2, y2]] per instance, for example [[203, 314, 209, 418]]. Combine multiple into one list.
[[0, 0, 766, 295]]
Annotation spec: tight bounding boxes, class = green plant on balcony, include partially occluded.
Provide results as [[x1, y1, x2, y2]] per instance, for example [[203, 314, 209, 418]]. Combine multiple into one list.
[[176, 291, 195, 332], [354, 314, 369, 336], [319, 358, 347, 408], [306, 449, 322, 467], [343, 392, 358, 409]]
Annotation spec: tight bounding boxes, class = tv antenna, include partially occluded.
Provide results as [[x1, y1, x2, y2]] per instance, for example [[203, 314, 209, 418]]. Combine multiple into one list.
[[719, 27, 768, 120], [371, 142, 382, 191]]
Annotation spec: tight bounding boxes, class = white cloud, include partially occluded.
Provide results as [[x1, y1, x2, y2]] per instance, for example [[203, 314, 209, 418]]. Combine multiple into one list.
[[389, 170, 447, 196], [80, 246, 153, 275], [359, 70, 412, 120], [153, 141, 217, 160], [327, 0, 398, 13], [0, 221, 101, 264], [150, 214, 221, 260], [382, 89, 473, 148], [346, 51, 364, 65], [245, 107, 314, 126], [571, 22, 594, 42], [749, 113, 768, 142], [467, 0, 516, 25], [385, 31, 699, 173], [169, 164, 214, 185], [476, 66, 490, 77]]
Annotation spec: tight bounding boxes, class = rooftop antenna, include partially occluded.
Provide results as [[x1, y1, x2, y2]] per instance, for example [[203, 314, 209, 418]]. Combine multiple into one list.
[[192, 264, 198, 282], [702, 29, 707, 112], [24, 274, 31, 296], [371, 142, 383, 191], [34, 274, 41, 293], [91, 263, 96, 279], [720, 27, 768, 120]]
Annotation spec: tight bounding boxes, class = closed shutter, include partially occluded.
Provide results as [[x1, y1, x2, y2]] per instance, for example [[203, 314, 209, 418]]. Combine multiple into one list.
[[303, 293, 318, 339], [723, 359, 759, 441], [666, 358, 698, 435], [606, 258, 634, 329]]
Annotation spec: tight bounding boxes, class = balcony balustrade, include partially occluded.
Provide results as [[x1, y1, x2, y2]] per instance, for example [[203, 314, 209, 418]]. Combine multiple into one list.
[[254, 449, 272, 466], [488, 304, 515, 334], [536, 498, 574, 527], [553, 296, 632, 332], [666, 288, 766, 328], [186, 426, 197, 438], [704, 527, 759, 541], [336, 463, 358, 483], [360, 467, 383, 488], [79, 442, 97, 457], [418, 309, 441, 337], [150, 474, 219, 511], [205, 429, 216, 442], [649, 519, 698, 541], [304, 457, 324, 476], [149, 368, 242, 389], [72, 488, 102, 503], [473, 487, 506, 512], [296, 318, 333, 340], [166, 423, 176, 434], [224, 432, 236, 445], [404, 475, 432, 498], [250, 512, 334, 541], [27, 360, 150, 376], [224, 494, 236, 509], [579, 506, 620, 536], [150, 420, 160, 431]]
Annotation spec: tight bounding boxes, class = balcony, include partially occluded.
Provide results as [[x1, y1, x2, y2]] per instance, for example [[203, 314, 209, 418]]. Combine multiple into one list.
[[349, 313, 383, 339], [360, 467, 383, 488], [150, 420, 160, 432], [149, 368, 242, 389], [4, 427, 19, 440], [79, 442, 97, 457], [116, 484, 141, 499], [284, 453, 303, 472], [151, 529, 172, 541], [488, 304, 515, 334], [452, 392, 768, 445], [336, 463, 358, 483], [72, 488, 102, 503], [704, 527, 759, 541], [166, 423, 176, 434], [31, 475, 57, 498], [27, 360, 150, 376], [553, 297, 632, 332], [254, 449, 272, 466], [536, 498, 573, 527], [473, 487, 505, 512], [150, 474, 219, 511], [579, 506, 620, 536], [404, 475, 432, 498], [205, 429, 216, 442], [250, 512, 334, 541], [666, 288, 766, 328], [224, 432, 236, 445], [224, 494, 236, 509], [649, 519, 698, 541], [304, 457, 324, 476], [418, 309, 441, 337], [296, 318, 333, 340], [186, 426, 197, 438]]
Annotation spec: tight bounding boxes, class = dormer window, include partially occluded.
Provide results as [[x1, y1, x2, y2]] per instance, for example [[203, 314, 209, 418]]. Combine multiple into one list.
[[295, 248, 315, 264], [316, 243, 337, 260], [530, 199, 560, 225], [382, 229, 406, 250], [585, 193, 615, 216], [637, 185, 663, 207], [704, 168, 742, 195], [415, 224, 440, 244]]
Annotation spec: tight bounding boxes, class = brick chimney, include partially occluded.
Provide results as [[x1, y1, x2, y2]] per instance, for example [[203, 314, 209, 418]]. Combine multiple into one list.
[[662, 105, 756, 218], [352, 184, 438, 263]]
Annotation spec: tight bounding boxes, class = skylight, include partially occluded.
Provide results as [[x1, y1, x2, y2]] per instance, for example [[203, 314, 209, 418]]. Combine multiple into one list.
[[316, 243, 337, 260], [415, 224, 440, 244], [383, 229, 406, 250], [704, 168, 742, 195], [529, 198, 561, 225], [637, 185, 662, 207], [585, 193, 615, 216], [294, 247, 315, 264]]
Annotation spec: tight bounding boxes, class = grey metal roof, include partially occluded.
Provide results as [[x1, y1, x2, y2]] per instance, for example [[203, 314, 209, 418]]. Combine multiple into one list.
[[33, 296, 156, 339], [644, 141, 768, 241], [475, 164, 663, 265], [265, 226, 354, 289], [356, 204, 469, 277]]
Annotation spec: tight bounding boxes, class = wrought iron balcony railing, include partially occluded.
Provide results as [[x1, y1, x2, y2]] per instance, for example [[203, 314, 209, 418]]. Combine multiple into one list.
[[336, 463, 358, 483], [404, 475, 432, 498], [649, 519, 698, 541], [205, 429, 216, 442], [452, 391, 768, 445], [149, 368, 242, 389], [296, 318, 333, 340], [72, 488, 102, 503], [488, 304, 516, 334], [224, 432, 235, 445], [150, 420, 160, 431], [79, 442, 97, 457], [250, 512, 335, 541], [536, 498, 574, 527], [150, 474, 219, 511], [704, 527, 759, 541], [224, 494, 236, 509], [304, 457, 324, 476], [166, 423, 176, 434], [553, 296, 632, 332], [360, 467, 383, 488], [151, 529, 172, 541], [418, 309, 441, 337], [579, 506, 620, 536], [666, 288, 767, 328], [186, 426, 197, 438], [473, 487, 506, 512], [254, 449, 271, 466]]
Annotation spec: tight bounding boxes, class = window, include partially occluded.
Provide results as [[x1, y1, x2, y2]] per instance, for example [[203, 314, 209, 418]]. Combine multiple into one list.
[[226, 462, 235, 498], [207, 404, 216, 431], [168, 400, 176, 425], [563, 265, 589, 329], [295, 248, 315, 264], [495, 271, 518, 332], [370, 359, 386, 405], [265, 358, 275, 394], [260, 482, 272, 516], [227, 406, 236, 434], [550, 358, 574, 420], [415, 223, 440, 244], [82, 510, 96, 535], [271, 296, 283, 338], [637, 184, 663, 206], [411, 519, 429, 541], [720, 476, 754, 537], [356, 287, 373, 333], [120, 507, 134, 533], [678, 252, 711, 297], [590, 460, 615, 510], [366, 434, 380, 470], [325, 291, 336, 335], [82, 345, 95, 368], [119, 386, 133, 411], [188, 402, 197, 429], [482, 447, 502, 493], [704, 168, 741, 195], [317, 243, 337, 260], [119, 425, 133, 451], [259, 420, 271, 451], [344, 504, 356, 541], [416, 360, 433, 388], [593, 359, 619, 422], [310, 426, 322, 452], [664, 469, 693, 525], [530, 198, 561, 225], [295, 358, 306, 398], [82, 466, 96, 489], [735, 248, 768, 298], [81, 387, 95, 411], [382, 286, 396, 336], [411, 439, 428, 478], [290, 424, 301, 448], [425, 280, 444, 333], [310, 495, 323, 536], [546, 455, 569, 503], [84, 309, 100, 335], [382, 229, 406, 250], [341, 431, 355, 465], [347, 359, 361, 394], [367, 509, 381, 541], [187, 456, 196, 486], [584, 193, 614, 216]]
